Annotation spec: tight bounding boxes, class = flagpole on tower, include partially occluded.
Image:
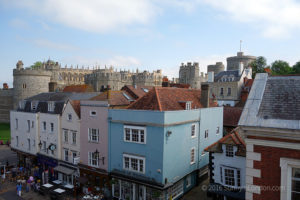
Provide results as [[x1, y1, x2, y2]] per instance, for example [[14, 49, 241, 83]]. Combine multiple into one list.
[[240, 40, 242, 52]]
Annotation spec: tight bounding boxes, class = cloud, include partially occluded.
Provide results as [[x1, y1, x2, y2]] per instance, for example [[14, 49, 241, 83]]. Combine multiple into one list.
[[200, 0, 300, 39], [9, 18, 30, 29], [3, 0, 158, 33], [32, 39, 78, 51]]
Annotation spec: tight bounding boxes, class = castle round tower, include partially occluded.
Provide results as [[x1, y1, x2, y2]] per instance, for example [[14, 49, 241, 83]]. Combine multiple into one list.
[[207, 62, 225, 75], [13, 61, 52, 109], [226, 52, 256, 71]]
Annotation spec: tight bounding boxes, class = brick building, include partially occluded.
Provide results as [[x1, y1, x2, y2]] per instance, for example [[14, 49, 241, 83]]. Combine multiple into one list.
[[239, 73, 300, 200]]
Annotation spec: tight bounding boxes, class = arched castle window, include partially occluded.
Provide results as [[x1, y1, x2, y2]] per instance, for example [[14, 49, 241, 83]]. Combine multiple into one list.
[[22, 84, 27, 89]]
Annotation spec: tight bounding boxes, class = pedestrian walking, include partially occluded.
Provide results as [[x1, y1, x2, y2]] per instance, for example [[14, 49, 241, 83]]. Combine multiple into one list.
[[16, 183, 22, 196]]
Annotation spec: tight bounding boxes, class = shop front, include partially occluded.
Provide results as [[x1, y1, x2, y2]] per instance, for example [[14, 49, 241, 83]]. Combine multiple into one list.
[[78, 163, 110, 196], [37, 153, 58, 183], [53, 162, 78, 186]]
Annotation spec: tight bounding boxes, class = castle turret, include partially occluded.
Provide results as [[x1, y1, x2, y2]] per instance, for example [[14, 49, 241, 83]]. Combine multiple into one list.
[[16, 60, 24, 70], [13, 64, 52, 109], [207, 62, 225, 75], [226, 52, 256, 71]]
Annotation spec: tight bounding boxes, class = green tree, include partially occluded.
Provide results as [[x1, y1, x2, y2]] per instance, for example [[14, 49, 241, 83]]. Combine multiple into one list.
[[30, 61, 43, 69], [249, 56, 267, 78], [292, 61, 300, 74], [271, 60, 292, 75]]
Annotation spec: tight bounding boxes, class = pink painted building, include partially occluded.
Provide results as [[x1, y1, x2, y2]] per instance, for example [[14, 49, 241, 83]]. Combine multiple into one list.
[[79, 100, 109, 193]]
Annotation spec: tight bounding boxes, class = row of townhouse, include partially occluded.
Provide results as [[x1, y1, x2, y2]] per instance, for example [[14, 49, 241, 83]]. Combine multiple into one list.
[[10, 84, 224, 199], [204, 73, 300, 200]]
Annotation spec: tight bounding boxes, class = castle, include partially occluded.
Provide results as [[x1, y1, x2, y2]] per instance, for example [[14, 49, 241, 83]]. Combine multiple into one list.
[[0, 60, 162, 122], [179, 51, 256, 89]]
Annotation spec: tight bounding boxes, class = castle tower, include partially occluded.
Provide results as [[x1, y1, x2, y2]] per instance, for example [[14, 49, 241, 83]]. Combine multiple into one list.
[[226, 52, 256, 71], [179, 62, 202, 89], [13, 61, 52, 109], [207, 62, 225, 75]]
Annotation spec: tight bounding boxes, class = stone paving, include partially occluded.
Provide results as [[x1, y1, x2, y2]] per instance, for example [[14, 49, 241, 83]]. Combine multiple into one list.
[[179, 175, 212, 200]]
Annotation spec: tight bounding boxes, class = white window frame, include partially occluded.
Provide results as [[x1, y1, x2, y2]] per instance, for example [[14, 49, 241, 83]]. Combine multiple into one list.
[[216, 126, 220, 134], [191, 124, 196, 138], [123, 125, 146, 144], [185, 102, 191, 110], [169, 180, 184, 199], [123, 154, 145, 174], [48, 101, 55, 112], [88, 128, 99, 143], [220, 166, 241, 188], [190, 147, 196, 165], [88, 151, 99, 167], [280, 158, 300, 200], [72, 131, 76, 144], [64, 130, 68, 143], [68, 114, 72, 121], [90, 110, 97, 117]]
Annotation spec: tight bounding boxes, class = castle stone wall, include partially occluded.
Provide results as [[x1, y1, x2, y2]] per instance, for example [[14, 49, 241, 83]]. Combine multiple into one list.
[[207, 62, 225, 74], [0, 89, 13, 123], [179, 62, 207, 89], [13, 69, 52, 109]]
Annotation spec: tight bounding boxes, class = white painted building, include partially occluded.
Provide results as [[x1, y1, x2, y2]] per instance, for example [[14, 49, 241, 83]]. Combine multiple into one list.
[[205, 129, 246, 200]]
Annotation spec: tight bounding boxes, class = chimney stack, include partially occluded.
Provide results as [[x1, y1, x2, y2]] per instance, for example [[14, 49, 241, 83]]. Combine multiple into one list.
[[201, 83, 210, 108], [107, 85, 111, 99], [208, 71, 214, 82], [3, 83, 8, 90]]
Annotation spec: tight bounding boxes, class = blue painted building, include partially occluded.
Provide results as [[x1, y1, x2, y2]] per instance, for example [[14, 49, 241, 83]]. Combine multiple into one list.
[[108, 86, 223, 200]]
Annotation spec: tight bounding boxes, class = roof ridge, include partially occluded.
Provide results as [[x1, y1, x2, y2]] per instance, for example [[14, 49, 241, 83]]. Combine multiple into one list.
[[154, 87, 162, 111]]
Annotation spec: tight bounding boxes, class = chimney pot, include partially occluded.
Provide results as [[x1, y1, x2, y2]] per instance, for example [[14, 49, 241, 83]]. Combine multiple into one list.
[[201, 83, 210, 108]]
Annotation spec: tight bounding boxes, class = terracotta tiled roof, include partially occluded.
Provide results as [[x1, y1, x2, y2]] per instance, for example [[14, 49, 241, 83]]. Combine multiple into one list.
[[90, 91, 133, 106], [70, 100, 81, 118], [223, 107, 243, 127], [63, 85, 94, 93], [204, 128, 246, 154], [127, 87, 217, 111], [121, 85, 154, 99]]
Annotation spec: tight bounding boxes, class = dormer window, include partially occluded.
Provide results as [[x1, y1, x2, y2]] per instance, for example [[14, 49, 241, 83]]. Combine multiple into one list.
[[185, 102, 191, 110], [90, 111, 97, 116], [31, 101, 38, 110], [18, 100, 26, 109], [48, 102, 55, 112]]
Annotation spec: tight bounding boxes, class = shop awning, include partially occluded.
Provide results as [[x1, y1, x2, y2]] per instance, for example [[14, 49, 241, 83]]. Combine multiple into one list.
[[54, 165, 75, 175]]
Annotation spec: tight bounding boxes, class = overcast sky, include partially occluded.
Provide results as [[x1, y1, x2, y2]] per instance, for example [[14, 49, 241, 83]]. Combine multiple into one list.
[[1, 0, 300, 86]]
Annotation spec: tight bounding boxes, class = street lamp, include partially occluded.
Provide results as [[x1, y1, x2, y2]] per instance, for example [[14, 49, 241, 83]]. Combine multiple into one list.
[[94, 149, 105, 165], [38, 141, 42, 149]]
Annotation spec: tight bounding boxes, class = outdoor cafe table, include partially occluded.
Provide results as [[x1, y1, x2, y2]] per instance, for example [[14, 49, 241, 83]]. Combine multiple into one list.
[[42, 183, 54, 189], [52, 179, 62, 184], [64, 184, 74, 189]]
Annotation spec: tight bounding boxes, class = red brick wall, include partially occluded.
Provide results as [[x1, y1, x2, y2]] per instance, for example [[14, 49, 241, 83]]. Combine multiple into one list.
[[252, 145, 300, 200]]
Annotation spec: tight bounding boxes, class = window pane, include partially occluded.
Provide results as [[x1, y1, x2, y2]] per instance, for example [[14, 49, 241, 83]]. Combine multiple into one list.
[[125, 128, 130, 141], [140, 130, 144, 143], [139, 159, 144, 172], [132, 129, 139, 142], [131, 158, 138, 171], [224, 169, 235, 186]]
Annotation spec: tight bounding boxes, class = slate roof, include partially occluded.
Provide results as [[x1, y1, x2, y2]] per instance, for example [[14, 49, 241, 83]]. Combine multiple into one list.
[[239, 74, 300, 130], [90, 91, 133, 106], [258, 77, 300, 120], [214, 70, 240, 82], [127, 87, 217, 111], [223, 107, 243, 127], [204, 128, 246, 156], [20, 92, 99, 114], [63, 84, 94, 93], [121, 85, 154, 99]]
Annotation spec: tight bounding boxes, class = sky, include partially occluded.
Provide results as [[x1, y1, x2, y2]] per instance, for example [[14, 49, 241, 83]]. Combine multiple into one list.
[[1, 0, 300, 87]]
